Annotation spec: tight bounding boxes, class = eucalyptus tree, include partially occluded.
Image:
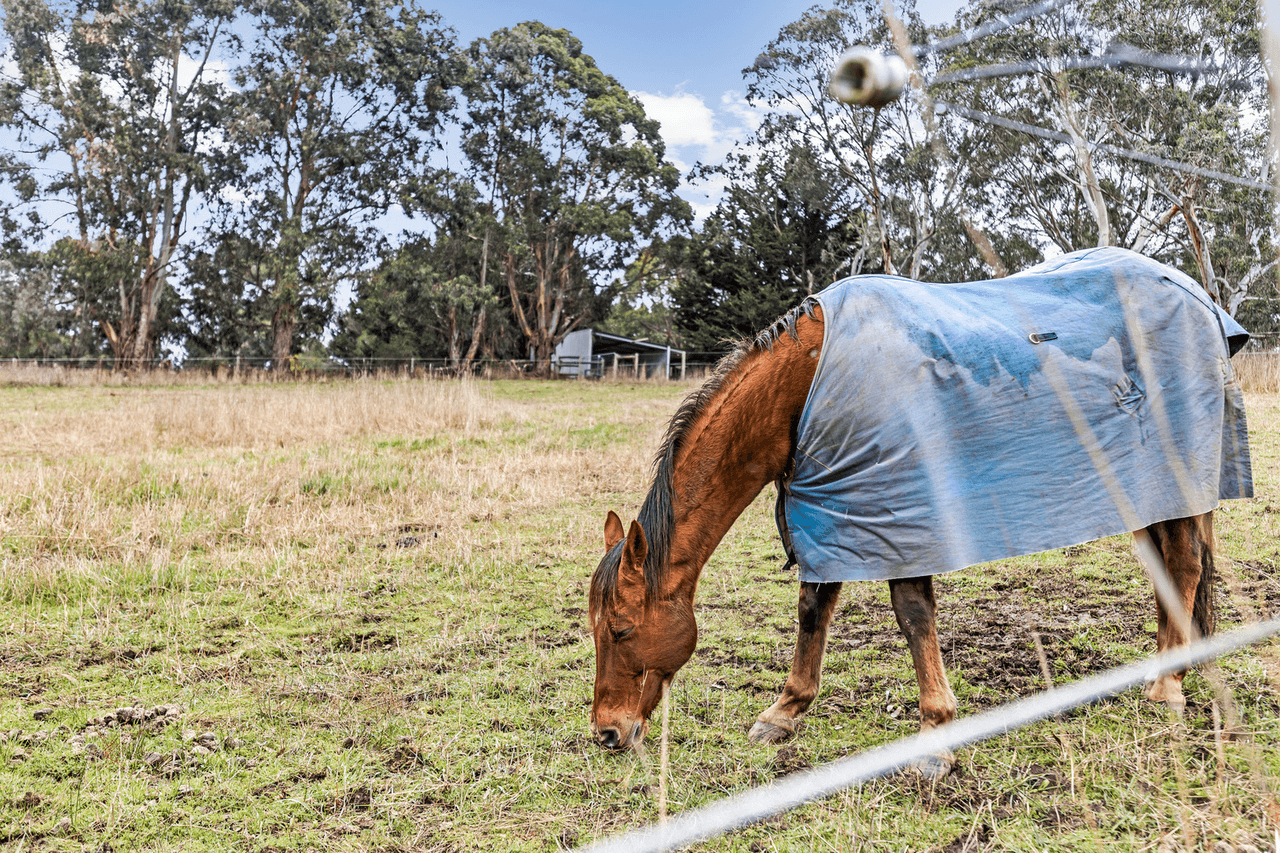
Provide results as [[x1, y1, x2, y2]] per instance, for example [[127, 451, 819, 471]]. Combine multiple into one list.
[[181, 230, 335, 363], [0, 0, 237, 369], [460, 22, 691, 371], [0, 254, 89, 358], [210, 0, 460, 371], [741, 0, 1006, 283], [935, 0, 1275, 315]]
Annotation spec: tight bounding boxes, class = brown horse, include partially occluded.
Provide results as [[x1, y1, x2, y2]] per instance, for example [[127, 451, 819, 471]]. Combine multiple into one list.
[[587, 293, 1225, 777]]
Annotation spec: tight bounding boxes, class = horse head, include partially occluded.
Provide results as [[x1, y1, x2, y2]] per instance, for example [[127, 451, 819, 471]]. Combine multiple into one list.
[[588, 511, 697, 751]]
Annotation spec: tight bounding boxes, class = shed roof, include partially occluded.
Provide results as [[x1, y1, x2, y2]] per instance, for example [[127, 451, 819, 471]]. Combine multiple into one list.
[[586, 330, 684, 357]]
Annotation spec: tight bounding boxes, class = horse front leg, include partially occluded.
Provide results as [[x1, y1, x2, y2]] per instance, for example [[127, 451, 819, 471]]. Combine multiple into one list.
[[889, 575, 957, 779], [749, 581, 842, 744], [1133, 513, 1216, 711]]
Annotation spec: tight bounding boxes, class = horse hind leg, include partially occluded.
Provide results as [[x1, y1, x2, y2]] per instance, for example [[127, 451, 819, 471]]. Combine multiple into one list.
[[1133, 512, 1216, 711], [749, 581, 842, 744], [889, 575, 958, 780]]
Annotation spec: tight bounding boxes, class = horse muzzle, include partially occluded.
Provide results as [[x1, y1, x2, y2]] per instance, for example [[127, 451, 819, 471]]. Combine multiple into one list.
[[592, 718, 646, 751]]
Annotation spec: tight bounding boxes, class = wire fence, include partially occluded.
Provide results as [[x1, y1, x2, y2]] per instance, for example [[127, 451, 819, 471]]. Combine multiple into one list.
[[0, 353, 733, 381], [4, 349, 1279, 393]]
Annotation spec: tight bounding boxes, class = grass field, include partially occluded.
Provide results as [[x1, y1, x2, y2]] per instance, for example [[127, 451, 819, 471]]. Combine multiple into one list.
[[0, 373, 1277, 852]]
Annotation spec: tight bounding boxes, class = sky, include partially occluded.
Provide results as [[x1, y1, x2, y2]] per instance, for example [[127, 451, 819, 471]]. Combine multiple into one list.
[[423, 0, 969, 218]]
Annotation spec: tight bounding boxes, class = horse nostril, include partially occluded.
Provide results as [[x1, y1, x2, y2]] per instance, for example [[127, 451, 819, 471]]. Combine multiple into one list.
[[596, 727, 622, 750]]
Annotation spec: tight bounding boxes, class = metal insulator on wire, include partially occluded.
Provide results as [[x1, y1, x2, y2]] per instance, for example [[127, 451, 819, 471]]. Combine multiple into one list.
[[828, 47, 908, 107]]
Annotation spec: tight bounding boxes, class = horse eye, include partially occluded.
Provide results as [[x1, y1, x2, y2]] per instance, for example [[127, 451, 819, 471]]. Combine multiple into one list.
[[611, 627, 634, 642]]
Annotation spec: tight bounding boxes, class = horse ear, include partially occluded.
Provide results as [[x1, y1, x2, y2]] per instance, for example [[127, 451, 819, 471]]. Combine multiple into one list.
[[616, 520, 649, 613], [604, 511, 625, 551]]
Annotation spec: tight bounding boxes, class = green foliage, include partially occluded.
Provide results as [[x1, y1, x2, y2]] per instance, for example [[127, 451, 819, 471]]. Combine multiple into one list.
[[672, 147, 862, 351], [461, 22, 692, 367], [0, 0, 238, 368], [331, 231, 501, 364], [0, 0, 1273, 363], [182, 232, 333, 364], [739, 0, 992, 284], [0, 255, 90, 359], [936, 0, 1277, 326]]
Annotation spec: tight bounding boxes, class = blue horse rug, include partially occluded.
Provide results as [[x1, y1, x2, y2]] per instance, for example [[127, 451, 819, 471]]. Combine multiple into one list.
[[779, 247, 1252, 584]]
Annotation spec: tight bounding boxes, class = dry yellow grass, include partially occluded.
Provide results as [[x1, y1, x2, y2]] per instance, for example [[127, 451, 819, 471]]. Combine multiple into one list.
[[1235, 352, 1280, 393], [0, 379, 672, 604]]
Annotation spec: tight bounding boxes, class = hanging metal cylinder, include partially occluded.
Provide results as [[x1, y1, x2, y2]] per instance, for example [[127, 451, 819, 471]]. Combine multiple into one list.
[[828, 47, 909, 107]]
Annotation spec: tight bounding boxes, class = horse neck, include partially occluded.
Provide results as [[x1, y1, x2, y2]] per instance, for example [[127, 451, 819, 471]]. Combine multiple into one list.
[[663, 322, 822, 599]]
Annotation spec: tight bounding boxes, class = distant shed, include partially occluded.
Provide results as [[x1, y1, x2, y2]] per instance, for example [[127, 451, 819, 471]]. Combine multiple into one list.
[[551, 329, 686, 379]]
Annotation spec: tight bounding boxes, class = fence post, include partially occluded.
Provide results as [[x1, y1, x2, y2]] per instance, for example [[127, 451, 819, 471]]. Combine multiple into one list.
[[680, 350, 686, 381], [611, 353, 618, 379]]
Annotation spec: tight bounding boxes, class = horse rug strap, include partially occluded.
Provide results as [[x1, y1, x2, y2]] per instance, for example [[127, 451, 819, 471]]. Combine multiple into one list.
[[780, 247, 1252, 584]]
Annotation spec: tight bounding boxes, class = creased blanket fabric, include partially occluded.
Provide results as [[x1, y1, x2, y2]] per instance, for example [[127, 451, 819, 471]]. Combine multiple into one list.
[[780, 247, 1252, 584]]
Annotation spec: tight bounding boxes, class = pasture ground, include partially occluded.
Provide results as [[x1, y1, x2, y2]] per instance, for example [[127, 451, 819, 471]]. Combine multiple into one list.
[[0, 375, 1277, 852]]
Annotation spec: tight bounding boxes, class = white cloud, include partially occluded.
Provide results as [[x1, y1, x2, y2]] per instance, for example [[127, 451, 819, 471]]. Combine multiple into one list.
[[634, 89, 763, 162], [635, 91, 718, 149], [718, 90, 768, 132], [634, 88, 767, 220]]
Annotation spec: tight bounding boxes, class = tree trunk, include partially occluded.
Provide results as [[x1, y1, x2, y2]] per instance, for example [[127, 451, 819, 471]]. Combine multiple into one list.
[[530, 332, 555, 375], [463, 303, 486, 365], [464, 225, 491, 369], [1179, 200, 1220, 305], [271, 300, 296, 373], [126, 263, 164, 372], [447, 303, 461, 366], [111, 264, 139, 372], [1049, 73, 1112, 247]]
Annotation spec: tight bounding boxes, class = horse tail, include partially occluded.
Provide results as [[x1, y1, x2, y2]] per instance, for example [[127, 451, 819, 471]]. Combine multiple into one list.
[[1192, 511, 1216, 638]]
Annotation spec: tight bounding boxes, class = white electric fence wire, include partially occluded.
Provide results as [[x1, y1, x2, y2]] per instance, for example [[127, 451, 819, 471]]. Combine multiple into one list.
[[934, 101, 1275, 192], [916, 0, 1072, 57], [881, 0, 1271, 193], [576, 619, 1280, 853], [930, 44, 1245, 87]]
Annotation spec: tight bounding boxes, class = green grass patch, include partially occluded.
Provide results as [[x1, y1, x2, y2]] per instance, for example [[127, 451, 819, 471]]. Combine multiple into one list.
[[0, 379, 1275, 851]]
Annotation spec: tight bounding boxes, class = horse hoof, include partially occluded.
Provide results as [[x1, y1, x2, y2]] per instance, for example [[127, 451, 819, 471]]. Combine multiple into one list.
[[910, 752, 953, 781], [748, 720, 795, 744], [1145, 676, 1186, 713]]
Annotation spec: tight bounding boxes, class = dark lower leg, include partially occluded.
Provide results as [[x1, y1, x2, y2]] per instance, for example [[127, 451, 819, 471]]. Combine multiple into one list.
[[889, 576, 957, 731], [750, 581, 841, 741]]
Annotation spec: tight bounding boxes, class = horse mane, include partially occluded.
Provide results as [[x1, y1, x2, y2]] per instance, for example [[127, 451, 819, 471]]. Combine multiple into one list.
[[589, 300, 818, 610]]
